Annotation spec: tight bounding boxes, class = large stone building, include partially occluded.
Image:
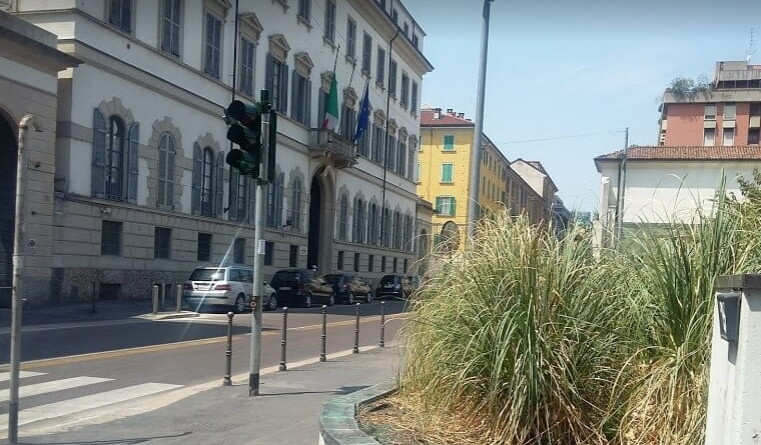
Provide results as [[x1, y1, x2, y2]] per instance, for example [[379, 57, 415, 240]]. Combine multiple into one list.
[[0, 0, 433, 305]]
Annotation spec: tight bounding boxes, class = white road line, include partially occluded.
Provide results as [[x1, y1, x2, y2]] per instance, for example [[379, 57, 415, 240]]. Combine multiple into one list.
[[0, 376, 114, 402], [0, 371, 46, 382], [11, 382, 182, 427]]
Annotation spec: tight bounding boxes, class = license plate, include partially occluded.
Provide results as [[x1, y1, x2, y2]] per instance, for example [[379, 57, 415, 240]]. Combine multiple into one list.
[[197, 284, 211, 291], [279, 286, 292, 291]]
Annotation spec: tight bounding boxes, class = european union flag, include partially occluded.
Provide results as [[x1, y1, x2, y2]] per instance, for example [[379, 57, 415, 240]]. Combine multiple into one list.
[[353, 82, 371, 144]]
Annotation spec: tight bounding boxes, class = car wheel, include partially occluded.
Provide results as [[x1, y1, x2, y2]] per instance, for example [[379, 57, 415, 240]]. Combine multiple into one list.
[[234, 295, 247, 314], [348, 293, 355, 304], [265, 293, 278, 311], [366, 292, 373, 303], [303, 294, 312, 308]]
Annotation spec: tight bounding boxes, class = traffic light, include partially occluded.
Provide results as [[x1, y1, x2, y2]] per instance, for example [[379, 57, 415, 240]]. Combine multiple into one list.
[[224, 100, 262, 177]]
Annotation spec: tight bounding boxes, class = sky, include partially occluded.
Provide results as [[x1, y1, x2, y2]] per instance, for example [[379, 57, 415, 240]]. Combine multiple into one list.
[[402, 0, 761, 212]]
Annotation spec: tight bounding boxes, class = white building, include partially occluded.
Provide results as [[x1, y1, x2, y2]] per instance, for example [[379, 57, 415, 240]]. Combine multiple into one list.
[[1, 0, 433, 304], [593, 145, 761, 247]]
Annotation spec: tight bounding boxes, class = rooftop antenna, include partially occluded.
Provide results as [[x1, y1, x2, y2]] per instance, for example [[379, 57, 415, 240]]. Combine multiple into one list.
[[747, 27, 755, 64]]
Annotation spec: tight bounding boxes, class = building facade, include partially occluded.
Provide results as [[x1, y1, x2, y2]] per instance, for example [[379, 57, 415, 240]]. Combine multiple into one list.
[[595, 60, 761, 247], [1, 0, 433, 304], [418, 107, 549, 252]]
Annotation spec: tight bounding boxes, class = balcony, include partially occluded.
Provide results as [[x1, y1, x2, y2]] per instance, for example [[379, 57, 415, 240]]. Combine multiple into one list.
[[308, 129, 357, 169]]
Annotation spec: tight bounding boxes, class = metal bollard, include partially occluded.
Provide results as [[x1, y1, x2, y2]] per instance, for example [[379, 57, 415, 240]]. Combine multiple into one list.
[[279, 307, 288, 371], [223, 312, 234, 386], [353, 303, 360, 354], [320, 305, 327, 362], [152, 285, 159, 314], [379, 301, 386, 347], [176, 284, 182, 313]]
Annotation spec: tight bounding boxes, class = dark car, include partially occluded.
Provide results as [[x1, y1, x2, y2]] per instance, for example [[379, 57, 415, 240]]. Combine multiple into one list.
[[324, 273, 373, 304], [270, 268, 335, 308], [375, 274, 418, 300]]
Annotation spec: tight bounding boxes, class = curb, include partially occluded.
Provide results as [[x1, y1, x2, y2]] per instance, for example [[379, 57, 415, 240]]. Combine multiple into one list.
[[319, 380, 397, 445], [132, 311, 200, 320]]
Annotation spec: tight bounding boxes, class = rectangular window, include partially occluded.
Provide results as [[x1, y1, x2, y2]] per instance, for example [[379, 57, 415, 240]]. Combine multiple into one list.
[[400, 73, 410, 108], [362, 33, 372, 73], [109, 0, 132, 33], [101, 220, 122, 256], [354, 253, 360, 272], [204, 12, 222, 78], [346, 18, 356, 60], [388, 58, 397, 96], [703, 128, 715, 146], [704, 103, 716, 120], [271, 58, 283, 112], [298, 0, 310, 22], [368, 254, 374, 272], [197, 233, 211, 261], [412, 34, 419, 48], [723, 103, 736, 120], [337, 251, 344, 270], [234, 238, 245, 264], [381, 256, 386, 272], [289, 245, 298, 267], [393, 257, 398, 273], [751, 103, 761, 116], [264, 241, 274, 266], [376, 47, 386, 87], [292, 72, 310, 126], [403, 258, 408, 273], [723, 128, 735, 146], [443, 134, 454, 150], [154, 227, 171, 259], [441, 163, 454, 183], [324, 0, 336, 42], [161, 0, 181, 56], [749, 129, 760, 145], [435, 196, 456, 216], [240, 37, 255, 96]]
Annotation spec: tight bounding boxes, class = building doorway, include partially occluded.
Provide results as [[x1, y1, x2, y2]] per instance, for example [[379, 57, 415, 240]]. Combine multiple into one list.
[[307, 166, 336, 273], [0, 113, 17, 307], [308, 175, 322, 270]]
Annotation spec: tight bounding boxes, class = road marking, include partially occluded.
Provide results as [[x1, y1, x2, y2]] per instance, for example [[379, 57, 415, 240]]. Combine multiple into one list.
[[0, 376, 113, 402], [0, 371, 45, 382], [0, 382, 182, 428], [0, 314, 405, 371]]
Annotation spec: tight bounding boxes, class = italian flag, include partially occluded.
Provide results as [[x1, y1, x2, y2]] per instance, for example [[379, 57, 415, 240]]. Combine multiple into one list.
[[322, 74, 339, 131]]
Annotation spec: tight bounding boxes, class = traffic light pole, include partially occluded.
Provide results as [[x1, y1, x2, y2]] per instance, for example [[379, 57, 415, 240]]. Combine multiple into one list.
[[249, 178, 264, 396]]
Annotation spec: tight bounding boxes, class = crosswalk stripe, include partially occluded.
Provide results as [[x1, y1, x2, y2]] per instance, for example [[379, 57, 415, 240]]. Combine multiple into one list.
[[15, 382, 182, 427], [0, 371, 46, 382], [0, 376, 113, 402]]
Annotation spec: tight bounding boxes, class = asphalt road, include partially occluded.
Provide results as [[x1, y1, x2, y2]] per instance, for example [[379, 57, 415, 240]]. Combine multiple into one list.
[[0, 299, 410, 428]]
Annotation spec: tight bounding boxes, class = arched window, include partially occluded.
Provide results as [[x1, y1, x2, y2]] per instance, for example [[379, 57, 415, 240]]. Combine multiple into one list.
[[201, 148, 214, 216], [92, 109, 139, 203], [368, 203, 378, 246], [291, 177, 302, 232], [338, 194, 349, 241], [157, 132, 175, 207], [105, 116, 125, 199]]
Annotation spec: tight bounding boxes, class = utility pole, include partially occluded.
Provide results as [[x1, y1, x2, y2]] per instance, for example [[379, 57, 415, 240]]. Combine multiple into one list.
[[9, 115, 40, 444], [616, 127, 629, 244], [467, 0, 494, 244]]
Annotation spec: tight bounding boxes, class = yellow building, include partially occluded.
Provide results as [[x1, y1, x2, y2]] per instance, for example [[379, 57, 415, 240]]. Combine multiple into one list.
[[418, 107, 543, 252]]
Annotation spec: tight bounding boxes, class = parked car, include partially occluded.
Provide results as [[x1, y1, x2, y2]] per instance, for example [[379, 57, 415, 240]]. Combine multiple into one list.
[[375, 274, 418, 300], [324, 273, 373, 304], [270, 268, 335, 308], [183, 266, 278, 313]]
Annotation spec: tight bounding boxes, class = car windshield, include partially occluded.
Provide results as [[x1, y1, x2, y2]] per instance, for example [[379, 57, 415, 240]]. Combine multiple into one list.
[[189, 268, 225, 281], [379, 275, 399, 285], [272, 271, 300, 283]]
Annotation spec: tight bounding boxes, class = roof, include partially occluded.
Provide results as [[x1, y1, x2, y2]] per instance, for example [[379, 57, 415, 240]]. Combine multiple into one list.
[[420, 108, 475, 127], [594, 145, 761, 162]]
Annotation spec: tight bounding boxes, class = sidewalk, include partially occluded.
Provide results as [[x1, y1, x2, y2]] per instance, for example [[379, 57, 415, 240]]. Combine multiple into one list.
[[13, 344, 402, 445], [0, 300, 198, 331]]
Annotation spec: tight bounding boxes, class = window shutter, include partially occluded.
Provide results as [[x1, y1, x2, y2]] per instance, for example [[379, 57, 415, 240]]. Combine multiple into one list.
[[215, 151, 224, 218], [290, 70, 298, 121], [265, 53, 274, 95], [451, 197, 457, 216], [306, 78, 312, 127], [92, 109, 106, 198], [126, 122, 140, 204], [191, 143, 202, 215], [280, 63, 289, 114], [229, 169, 239, 221]]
